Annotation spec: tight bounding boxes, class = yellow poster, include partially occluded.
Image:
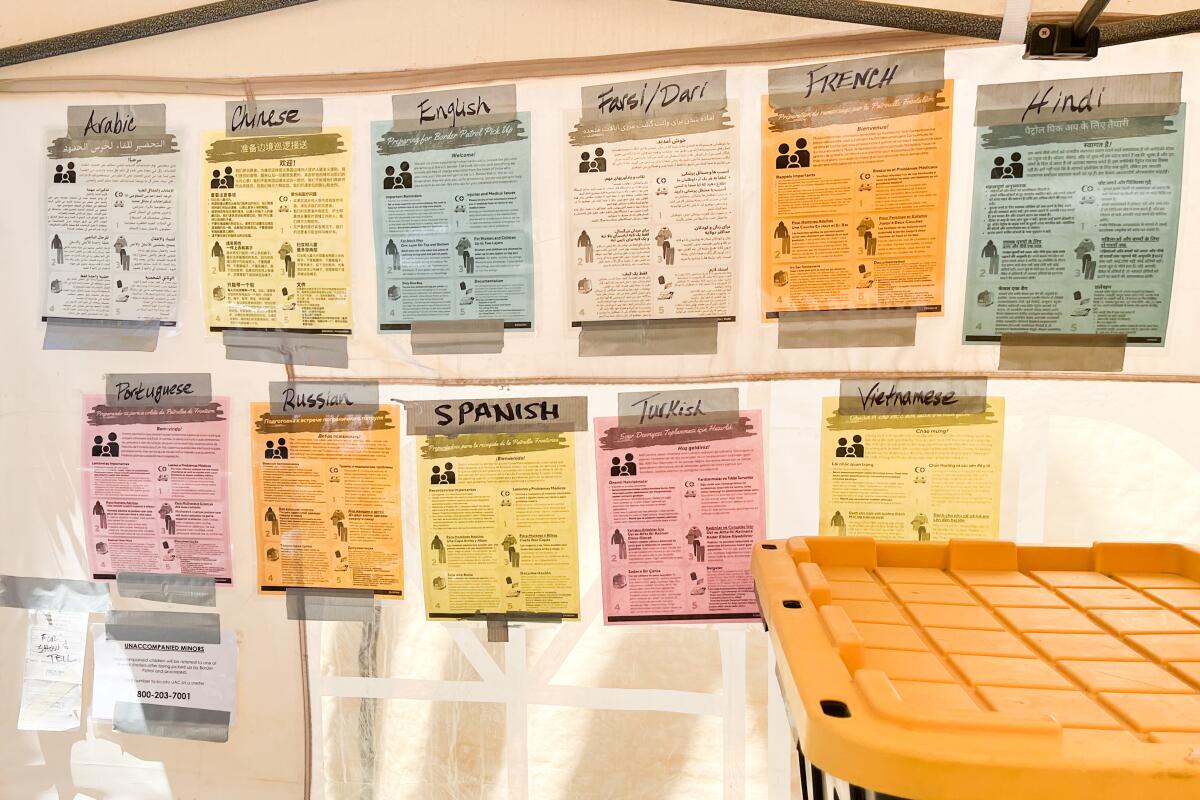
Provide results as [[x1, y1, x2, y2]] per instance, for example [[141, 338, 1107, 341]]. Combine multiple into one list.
[[201, 127, 352, 333], [819, 396, 1004, 541], [411, 397, 583, 619], [250, 401, 403, 595], [762, 52, 951, 316]]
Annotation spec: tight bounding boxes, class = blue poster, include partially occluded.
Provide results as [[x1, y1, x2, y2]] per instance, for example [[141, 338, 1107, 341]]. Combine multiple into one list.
[[371, 85, 533, 331]]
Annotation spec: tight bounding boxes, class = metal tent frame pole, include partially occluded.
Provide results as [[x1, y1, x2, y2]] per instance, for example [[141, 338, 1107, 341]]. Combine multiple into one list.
[[670, 0, 1200, 49], [0, 0, 316, 69]]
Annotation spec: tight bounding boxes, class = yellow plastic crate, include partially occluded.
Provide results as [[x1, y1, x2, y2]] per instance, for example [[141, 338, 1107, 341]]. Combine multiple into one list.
[[752, 537, 1200, 800]]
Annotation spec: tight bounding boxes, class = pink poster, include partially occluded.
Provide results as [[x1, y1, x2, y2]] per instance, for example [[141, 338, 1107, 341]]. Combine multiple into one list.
[[82, 395, 232, 582], [594, 410, 766, 624]]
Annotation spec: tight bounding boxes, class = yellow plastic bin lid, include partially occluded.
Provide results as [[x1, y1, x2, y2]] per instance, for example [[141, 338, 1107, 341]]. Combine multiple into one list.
[[753, 537, 1200, 800]]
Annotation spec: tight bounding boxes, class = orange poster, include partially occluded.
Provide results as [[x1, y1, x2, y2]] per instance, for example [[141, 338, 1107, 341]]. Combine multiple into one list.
[[762, 51, 952, 317]]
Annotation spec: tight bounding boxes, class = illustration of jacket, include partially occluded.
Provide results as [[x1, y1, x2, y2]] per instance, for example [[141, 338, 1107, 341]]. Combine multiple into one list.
[[576, 230, 592, 248], [611, 530, 626, 560]]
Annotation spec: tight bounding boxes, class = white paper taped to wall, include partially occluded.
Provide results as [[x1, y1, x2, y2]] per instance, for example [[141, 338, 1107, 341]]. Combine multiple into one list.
[[18, 610, 89, 732]]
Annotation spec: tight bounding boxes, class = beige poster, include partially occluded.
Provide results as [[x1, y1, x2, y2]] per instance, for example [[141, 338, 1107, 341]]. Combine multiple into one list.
[[250, 401, 403, 595], [819, 396, 1004, 541], [201, 128, 352, 333]]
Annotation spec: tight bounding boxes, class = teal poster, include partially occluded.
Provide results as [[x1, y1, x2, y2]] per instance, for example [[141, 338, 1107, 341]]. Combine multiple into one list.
[[372, 85, 533, 330], [963, 73, 1184, 345]]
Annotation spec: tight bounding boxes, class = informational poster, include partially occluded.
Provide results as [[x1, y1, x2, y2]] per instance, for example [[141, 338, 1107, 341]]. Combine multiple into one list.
[[595, 390, 766, 623], [963, 73, 1184, 344], [372, 85, 533, 330], [82, 379, 231, 583], [201, 99, 352, 334], [250, 386, 403, 595], [567, 71, 738, 325], [18, 610, 89, 732], [819, 387, 1004, 541], [91, 626, 237, 723], [43, 104, 181, 325], [762, 52, 951, 315], [407, 397, 585, 619]]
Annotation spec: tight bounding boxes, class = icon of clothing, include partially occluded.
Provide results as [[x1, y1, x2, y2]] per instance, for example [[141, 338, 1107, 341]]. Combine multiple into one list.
[[501, 534, 520, 568], [685, 527, 705, 563], [211, 241, 226, 272], [51, 234, 64, 264], [92, 501, 107, 530], [773, 221, 790, 255], [431, 535, 446, 564], [265, 507, 279, 537], [830, 511, 846, 537], [655, 227, 673, 263], [611, 529, 626, 560], [384, 239, 400, 269], [911, 513, 929, 542], [981, 240, 999, 275], [576, 230, 594, 264]]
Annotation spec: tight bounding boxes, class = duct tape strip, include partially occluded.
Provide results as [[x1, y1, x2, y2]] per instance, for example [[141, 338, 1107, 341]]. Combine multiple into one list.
[[113, 702, 230, 743], [285, 588, 377, 622], [406, 396, 589, 435], [391, 85, 517, 132], [486, 614, 509, 643], [616, 387, 740, 428], [768, 50, 945, 109], [578, 319, 719, 357], [269, 380, 379, 415], [225, 97, 323, 137], [104, 610, 221, 643], [778, 310, 916, 349], [411, 320, 505, 355], [976, 73, 1181, 126], [998, 333, 1126, 372], [429, 610, 570, 623], [68, 104, 166, 138], [43, 319, 160, 352], [222, 330, 349, 368], [115, 573, 217, 607], [0, 575, 111, 612], [106, 374, 213, 408], [839, 378, 988, 416], [999, 0, 1033, 43]]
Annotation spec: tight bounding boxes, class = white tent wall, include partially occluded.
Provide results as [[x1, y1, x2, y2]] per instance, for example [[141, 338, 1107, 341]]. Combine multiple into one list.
[[2, 3, 1200, 800]]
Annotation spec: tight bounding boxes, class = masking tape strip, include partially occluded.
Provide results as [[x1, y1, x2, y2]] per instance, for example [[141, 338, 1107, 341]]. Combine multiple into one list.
[[113, 702, 230, 743], [578, 319, 719, 357], [106, 373, 213, 408], [410, 320, 505, 355], [777, 310, 916, 349], [428, 611, 570, 623], [998, 0, 1032, 43], [222, 330, 349, 368], [0, 575, 111, 612], [115, 573, 217, 607], [285, 588, 377, 622], [103, 610, 221, 643], [998, 333, 1126, 372], [43, 319, 160, 352]]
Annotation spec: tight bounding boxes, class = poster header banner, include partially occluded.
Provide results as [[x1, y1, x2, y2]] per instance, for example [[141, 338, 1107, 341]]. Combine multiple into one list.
[[391, 84, 517, 131], [838, 379, 988, 416], [616, 388, 739, 428]]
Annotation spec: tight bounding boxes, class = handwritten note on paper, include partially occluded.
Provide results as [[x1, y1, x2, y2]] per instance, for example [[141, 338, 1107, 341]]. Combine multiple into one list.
[[18, 610, 89, 731]]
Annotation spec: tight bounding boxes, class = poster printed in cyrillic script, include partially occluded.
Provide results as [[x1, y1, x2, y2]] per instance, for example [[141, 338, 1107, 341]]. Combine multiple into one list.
[[567, 71, 737, 325], [43, 104, 181, 326], [595, 395, 766, 624], [819, 395, 1004, 541], [17, 610, 89, 731], [964, 73, 1184, 344], [201, 100, 351, 334], [250, 401, 403, 595], [762, 52, 951, 316], [82, 394, 231, 583], [410, 397, 583, 619], [373, 85, 534, 330]]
